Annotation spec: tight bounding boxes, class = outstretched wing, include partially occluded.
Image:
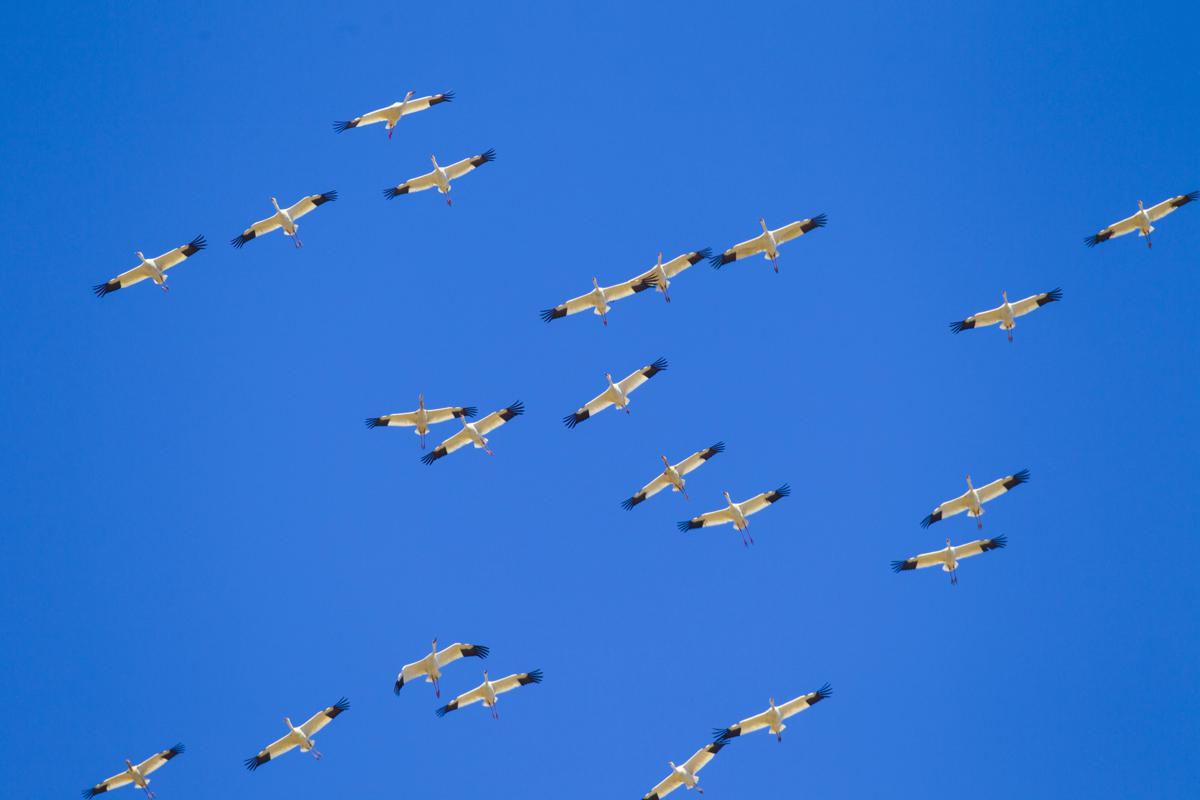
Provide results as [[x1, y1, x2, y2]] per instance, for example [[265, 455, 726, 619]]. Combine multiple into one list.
[[617, 357, 668, 395], [475, 401, 525, 435], [674, 442, 725, 476], [772, 213, 827, 244], [243, 732, 299, 771], [1145, 190, 1197, 222], [231, 215, 282, 248], [134, 743, 185, 776], [710, 232, 768, 267], [739, 484, 790, 516], [286, 191, 338, 220], [678, 507, 736, 531], [489, 669, 543, 696], [436, 683, 488, 716], [443, 148, 496, 180], [621, 473, 673, 510], [778, 683, 832, 719], [974, 468, 1029, 503], [949, 304, 1005, 333], [298, 697, 349, 738], [1009, 288, 1062, 318], [384, 169, 440, 198]]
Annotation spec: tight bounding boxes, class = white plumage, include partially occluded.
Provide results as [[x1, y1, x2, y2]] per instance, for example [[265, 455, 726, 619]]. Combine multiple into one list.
[[641, 742, 726, 800], [366, 394, 477, 449], [892, 535, 1007, 584], [540, 274, 658, 326], [93, 236, 206, 297], [712, 684, 831, 743], [394, 638, 489, 697], [420, 401, 524, 464], [563, 358, 668, 427], [435, 669, 543, 719], [82, 744, 184, 799], [921, 470, 1028, 529], [678, 484, 790, 546], [333, 90, 453, 138], [711, 214, 826, 272], [244, 698, 349, 770], [231, 192, 338, 249], [632, 248, 712, 303], [383, 149, 496, 205], [621, 442, 725, 509], [950, 289, 1061, 342], [1085, 191, 1196, 249]]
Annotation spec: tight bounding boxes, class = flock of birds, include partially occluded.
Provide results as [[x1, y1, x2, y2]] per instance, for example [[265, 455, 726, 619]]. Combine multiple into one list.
[[82, 86, 1197, 799]]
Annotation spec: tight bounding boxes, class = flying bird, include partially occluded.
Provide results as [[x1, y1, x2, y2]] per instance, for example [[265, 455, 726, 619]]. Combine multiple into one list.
[[712, 684, 831, 743], [395, 638, 489, 697], [435, 669, 542, 720], [678, 485, 790, 546], [93, 236, 205, 297], [539, 274, 658, 326], [633, 248, 712, 303], [563, 358, 668, 427], [711, 214, 826, 272], [921, 470, 1028, 529], [244, 698, 348, 770], [950, 289, 1061, 342], [1085, 192, 1196, 249], [892, 535, 1007, 585], [231, 192, 337, 249], [333, 90, 453, 138], [82, 744, 184, 799], [383, 149, 495, 205], [621, 442, 725, 509], [641, 742, 726, 799], [366, 394, 477, 449], [420, 401, 524, 464]]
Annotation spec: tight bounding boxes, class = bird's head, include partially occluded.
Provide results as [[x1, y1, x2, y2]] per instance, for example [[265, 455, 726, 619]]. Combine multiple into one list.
[[124, 759, 135, 770], [431, 636, 438, 649], [270, 196, 279, 206], [605, 371, 614, 383], [769, 696, 775, 707], [283, 716, 293, 728], [430, 154, 439, 167], [1138, 199, 1145, 209], [759, 217, 768, 230], [965, 473, 972, 485], [591, 276, 600, 288], [404, 90, 414, 100], [661, 454, 670, 466], [668, 761, 678, 770], [657, 251, 664, 265], [946, 537, 952, 547], [135, 251, 145, 260], [482, 670, 489, 681], [1002, 290, 1008, 302], [724, 490, 733, 502], [418, 393, 425, 407]]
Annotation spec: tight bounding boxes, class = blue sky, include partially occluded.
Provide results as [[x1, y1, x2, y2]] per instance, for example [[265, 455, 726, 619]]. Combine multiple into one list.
[[1, 1, 1198, 797]]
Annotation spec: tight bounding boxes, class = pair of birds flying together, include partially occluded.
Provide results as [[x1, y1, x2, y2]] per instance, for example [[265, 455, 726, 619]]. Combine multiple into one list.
[[393, 638, 541, 719], [642, 685, 831, 800], [367, 398, 525, 464], [540, 214, 826, 325], [895, 469, 1028, 583]]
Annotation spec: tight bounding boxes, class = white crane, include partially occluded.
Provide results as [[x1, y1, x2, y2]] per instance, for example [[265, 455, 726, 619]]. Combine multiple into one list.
[[383, 149, 496, 205], [950, 288, 1061, 342], [563, 358, 668, 427], [621, 442, 725, 509], [420, 401, 524, 464], [711, 214, 826, 272], [712, 683, 831, 743], [231, 192, 338, 249], [678, 484, 790, 546], [244, 698, 349, 770], [892, 535, 1007, 585], [333, 90, 453, 138], [435, 669, 542, 719], [93, 236, 206, 296], [633, 248, 712, 303], [1085, 191, 1196, 248], [921, 469, 1028, 529], [366, 394, 477, 449], [394, 638, 489, 697], [540, 274, 658, 326], [641, 742, 726, 799], [82, 744, 184, 799]]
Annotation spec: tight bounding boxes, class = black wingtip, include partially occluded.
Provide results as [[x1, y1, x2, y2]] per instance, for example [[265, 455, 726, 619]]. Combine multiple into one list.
[[539, 308, 561, 322], [648, 357, 669, 372], [773, 483, 791, 498], [990, 534, 1008, 549], [890, 559, 910, 573], [814, 682, 833, 700], [695, 247, 713, 261], [92, 281, 117, 297], [709, 252, 733, 269], [438, 90, 455, 102], [383, 187, 400, 199], [471, 644, 490, 658], [434, 704, 452, 718], [809, 212, 828, 228], [82, 789, 99, 799], [1045, 287, 1063, 303], [525, 668, 544, 684], [711, 727, 732, 742], [393, 678, 404, 695], [620, 494, 643, 511], [949, 320, 969, 334], [332, 697, 350, 713], [677, 520, 695, 532], [1083, 234, 1102, 248], [365, 417, 384, 429], [709, 441, 726, 454], [187, 234, 207, 251], [243, 756, 262, 772], [478, 148, 496, 164], [920, 513, 937, 528], [420, 450, 440, 466], [171, 743, 186, 755], [1010, 468, 1031, 486], [231, 233, 251, 248], [505, 401, 526, 417], [333, 120, 354, 133], [563, 413, 582, 429], [462, 406, 479, 419], [319, 190, 338, 203]]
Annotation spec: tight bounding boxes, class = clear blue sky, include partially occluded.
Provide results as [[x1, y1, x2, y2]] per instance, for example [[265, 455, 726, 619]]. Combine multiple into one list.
[[1, 1, 1198, 797]]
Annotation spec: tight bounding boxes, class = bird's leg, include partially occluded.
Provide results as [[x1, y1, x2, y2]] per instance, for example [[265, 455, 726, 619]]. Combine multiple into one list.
[[602, 312, 609, 327], [771, 253, 779, 273], [446, 195, 453, 207], [388, 126, 395, 140], [420, 432, 426, 449], [1008, 331, 1013, 343], [311, 748, 322, 760], [433, 677, 440, 698]]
